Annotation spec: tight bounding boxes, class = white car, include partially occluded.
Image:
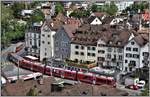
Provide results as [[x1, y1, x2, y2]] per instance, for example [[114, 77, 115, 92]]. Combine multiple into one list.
[[137, 80, 145, 88]]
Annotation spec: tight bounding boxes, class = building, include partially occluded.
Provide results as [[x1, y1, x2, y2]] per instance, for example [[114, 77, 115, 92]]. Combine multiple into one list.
[[123, 34, 149, 72], [40, 22, 56, 61], [114, 1, 134, 12], [41, 2, 55, 17], [69, 24, 132, 71], [140, 42, 149, 68], [25, 23, 42, 58], [54, 24, 78, 60]]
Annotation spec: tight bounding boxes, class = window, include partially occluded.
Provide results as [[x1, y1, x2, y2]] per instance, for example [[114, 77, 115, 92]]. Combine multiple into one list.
[[107, 54, 111, 59], [133, 54, 139, 58], [48, 35, 50, 37], [39, 40, 40, 46], [98, 50, 105, 54], [118, 48, 123, 53], [92, 53, 95, 57], [107, 47, 112, 52], [143, 52, 149, 57], [42, 41, 45, 44], [98, 44, 105, 47], [142, 60, 144, 63], [75, 51, 79, 55], [131, 41, 135, 45], [125, 60, 128, 63], [125, 67, 128, 71], [92, 47, 96, 50], [126, 53, 132, 57], [98, 57, 105, 61], [81, 46, 84, 50], [87, 47, 90, 50], [119, 55, 123, 60], [126, 47, 131, 51], [48, 42, 50, 44], [133, 48, 138, 52], [87, 53, 90, 56], [80, 52, 84, 56], [42, 34, 45, 37], [75, 45, 79, 49]]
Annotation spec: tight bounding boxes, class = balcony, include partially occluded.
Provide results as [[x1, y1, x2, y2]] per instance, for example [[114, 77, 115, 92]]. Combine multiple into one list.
[[65, 59, 96, 69]]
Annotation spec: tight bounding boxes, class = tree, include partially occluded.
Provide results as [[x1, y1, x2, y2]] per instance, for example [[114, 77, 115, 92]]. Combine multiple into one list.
[[27, 9, 45, 26], [90, 4, 98, 12], [11, 2, 25, 18], [26, 87, 38, 96], [105, 3, 118, 15], [55, 2, 64, 15], [141, 84, 149, 96]]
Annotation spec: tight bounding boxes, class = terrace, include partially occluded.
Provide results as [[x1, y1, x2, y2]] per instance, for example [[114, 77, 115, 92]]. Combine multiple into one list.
[[65, 59, 97, 69]]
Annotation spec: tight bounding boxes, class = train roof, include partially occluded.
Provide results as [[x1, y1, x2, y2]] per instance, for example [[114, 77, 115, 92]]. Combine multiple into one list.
[[25, 55, 38, 60]]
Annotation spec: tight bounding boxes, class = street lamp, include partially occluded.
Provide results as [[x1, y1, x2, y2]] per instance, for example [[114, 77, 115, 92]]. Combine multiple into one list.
[[92, 76, 96, 96], [17, 60, 20, 80]]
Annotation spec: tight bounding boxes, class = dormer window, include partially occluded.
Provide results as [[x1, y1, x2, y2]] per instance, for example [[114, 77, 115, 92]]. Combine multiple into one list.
[[109, 41, 112, 45], [131, 41, 135, 45], [118, 42, 121, 45]]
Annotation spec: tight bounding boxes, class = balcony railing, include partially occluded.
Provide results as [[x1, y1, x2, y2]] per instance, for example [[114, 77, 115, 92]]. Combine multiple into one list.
[[65, 59, 96, 69]]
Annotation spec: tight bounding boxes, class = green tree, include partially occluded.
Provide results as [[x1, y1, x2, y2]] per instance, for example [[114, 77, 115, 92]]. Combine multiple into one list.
[[26, 88, 38, 96], [55, 2, 64, 15], [105, 3, 118, 15], [141, 84, 149, 96], [11, 2, 25, 18], [90, 4, 98, 12], [27, 9, 45, 26]]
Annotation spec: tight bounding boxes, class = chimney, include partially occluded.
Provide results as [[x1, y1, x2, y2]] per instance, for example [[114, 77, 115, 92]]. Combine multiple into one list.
[[51, 23, 54, 27]]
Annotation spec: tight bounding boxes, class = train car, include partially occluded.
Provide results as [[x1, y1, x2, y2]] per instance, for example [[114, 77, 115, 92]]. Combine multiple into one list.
[[8, 53, 116, 87], [32, 62, 44, 73], [77, 72, 96, 84], [24, 55, 39, 62], [63, 70, 77, 80], [52, 67, 63, 77], [21, 60, 33, 70]]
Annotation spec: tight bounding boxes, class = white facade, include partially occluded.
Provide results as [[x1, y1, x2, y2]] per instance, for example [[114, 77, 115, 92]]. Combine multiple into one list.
[[25, 31, 40, 57], [40, 23, 56, 61], [96, 39, 107, 66], [140, 43, 149, 68], [70, 44, 97, 62], [123, 39, 140, 72], [97, 39, 124, 70], [90, 17, 102, 25], [114, 1, 134, 12], [110, 18, 123, 25]]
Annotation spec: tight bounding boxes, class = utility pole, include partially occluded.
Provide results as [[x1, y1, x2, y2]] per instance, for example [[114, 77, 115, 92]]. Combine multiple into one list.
[[17, 61, 20, 80]]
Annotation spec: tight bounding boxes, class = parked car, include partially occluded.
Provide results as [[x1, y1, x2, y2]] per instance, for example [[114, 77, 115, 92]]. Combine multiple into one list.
[[125, 84, 138, 90], [137, 80, 145, 88]]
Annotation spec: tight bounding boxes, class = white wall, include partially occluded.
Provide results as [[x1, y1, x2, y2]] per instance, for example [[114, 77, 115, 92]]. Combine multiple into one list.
[[40, 24, 53, 61], [123, 39, 140, 72], [115, 1, 134, 12], [90, 17, 102, 25], [70, 44, 97, 62], [140, 43, 149, 68]]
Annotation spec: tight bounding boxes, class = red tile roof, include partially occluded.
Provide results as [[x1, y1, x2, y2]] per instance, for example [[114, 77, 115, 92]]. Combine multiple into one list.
[[142, 9, 149, 21]]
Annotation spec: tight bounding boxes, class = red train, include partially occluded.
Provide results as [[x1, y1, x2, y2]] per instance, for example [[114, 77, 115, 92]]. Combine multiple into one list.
[[8, 53, 116, 87]]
